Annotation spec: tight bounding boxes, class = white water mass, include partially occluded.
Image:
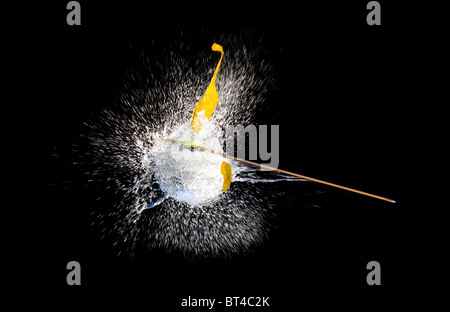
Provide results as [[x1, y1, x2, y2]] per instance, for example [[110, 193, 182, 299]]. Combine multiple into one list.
[[147, 118, 226, 207], [83, 34, 303, 257]]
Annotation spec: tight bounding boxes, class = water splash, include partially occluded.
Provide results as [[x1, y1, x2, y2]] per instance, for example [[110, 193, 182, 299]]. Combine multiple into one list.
[[82, 32, 291, 257]]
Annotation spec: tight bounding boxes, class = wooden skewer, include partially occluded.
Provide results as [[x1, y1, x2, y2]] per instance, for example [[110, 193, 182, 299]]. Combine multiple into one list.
[[153, 136, 396, 203]]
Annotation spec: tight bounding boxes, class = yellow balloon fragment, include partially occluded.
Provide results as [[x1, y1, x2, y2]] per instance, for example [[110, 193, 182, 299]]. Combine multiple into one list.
[[221, 161, 232, 192], [189, 43, 231, 193], [191, 43, 224, 133], [211, 43, 224, 53]]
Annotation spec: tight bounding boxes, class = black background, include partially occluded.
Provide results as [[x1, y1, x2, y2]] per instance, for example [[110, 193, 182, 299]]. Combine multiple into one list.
[[9, 0, 427, 310]]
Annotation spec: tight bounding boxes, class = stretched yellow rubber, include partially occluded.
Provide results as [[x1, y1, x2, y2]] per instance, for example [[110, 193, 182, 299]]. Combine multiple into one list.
[[191, 43, 224, 133], [190, 43, 231, 192]]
